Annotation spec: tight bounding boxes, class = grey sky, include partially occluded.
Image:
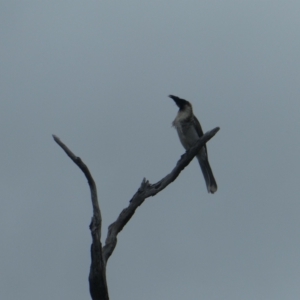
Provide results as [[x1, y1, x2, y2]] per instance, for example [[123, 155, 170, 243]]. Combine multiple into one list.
[[1, 1, 300, 299]]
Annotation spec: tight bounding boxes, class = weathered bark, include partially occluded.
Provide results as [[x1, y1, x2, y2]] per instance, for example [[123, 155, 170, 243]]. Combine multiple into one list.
[[53, 126, 219, 300], [53, 135, 109, 300], [102, 127, 220, 263]]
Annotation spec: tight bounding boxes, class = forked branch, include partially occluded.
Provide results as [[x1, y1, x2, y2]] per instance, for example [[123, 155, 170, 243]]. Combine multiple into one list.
[[53, 126, 219, 300]]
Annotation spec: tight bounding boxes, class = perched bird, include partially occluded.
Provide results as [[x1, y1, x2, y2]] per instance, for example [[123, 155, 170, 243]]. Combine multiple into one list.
[[169, 95, 217, 193]]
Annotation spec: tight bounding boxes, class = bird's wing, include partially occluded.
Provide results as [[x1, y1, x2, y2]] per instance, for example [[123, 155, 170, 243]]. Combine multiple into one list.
[[193, 115, 208, 153], [193, 115, 204, 137]]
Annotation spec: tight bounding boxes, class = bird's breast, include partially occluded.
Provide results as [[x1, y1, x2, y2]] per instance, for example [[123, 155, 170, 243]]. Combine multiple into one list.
[[173, 120, 200, 150]]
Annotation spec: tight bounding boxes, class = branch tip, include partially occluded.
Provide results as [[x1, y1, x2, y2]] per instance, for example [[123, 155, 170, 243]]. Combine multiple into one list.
[[52, 134, 59, 141]]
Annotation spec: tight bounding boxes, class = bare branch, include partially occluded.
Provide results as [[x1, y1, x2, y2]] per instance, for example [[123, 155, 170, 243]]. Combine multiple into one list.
[[102, 127, 220, 263], [53, 126, 219, 298], [52, 135, 101, 223], [53, 135, 109, 300]]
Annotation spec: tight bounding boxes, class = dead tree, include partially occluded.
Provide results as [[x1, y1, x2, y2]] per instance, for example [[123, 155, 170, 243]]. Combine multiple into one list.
[[53, 126, 219, 300]]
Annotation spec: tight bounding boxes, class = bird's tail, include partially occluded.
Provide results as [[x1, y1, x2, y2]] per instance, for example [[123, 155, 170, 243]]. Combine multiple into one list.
[[197, 157, 217, 194]]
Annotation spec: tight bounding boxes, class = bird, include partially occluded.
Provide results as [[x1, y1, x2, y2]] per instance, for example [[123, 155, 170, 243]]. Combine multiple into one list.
[[169, 95, 217, 193]]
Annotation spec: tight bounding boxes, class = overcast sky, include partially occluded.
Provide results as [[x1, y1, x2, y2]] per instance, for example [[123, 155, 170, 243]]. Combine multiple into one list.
[[1, 1, 300, 299]]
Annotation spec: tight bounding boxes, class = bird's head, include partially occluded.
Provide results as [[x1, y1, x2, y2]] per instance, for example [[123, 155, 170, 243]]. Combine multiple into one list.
[[169, 95, 192, 111]]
